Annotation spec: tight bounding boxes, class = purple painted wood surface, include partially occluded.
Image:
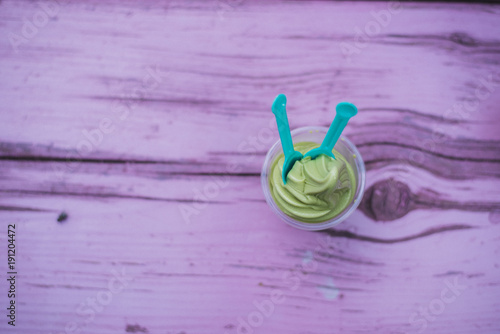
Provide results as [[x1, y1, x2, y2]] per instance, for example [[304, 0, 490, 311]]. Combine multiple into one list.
[[1, 1, 500, 333]]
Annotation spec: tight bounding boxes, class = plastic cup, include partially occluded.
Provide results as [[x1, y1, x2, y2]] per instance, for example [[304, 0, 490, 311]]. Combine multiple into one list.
[[261, 126, 365, 231]]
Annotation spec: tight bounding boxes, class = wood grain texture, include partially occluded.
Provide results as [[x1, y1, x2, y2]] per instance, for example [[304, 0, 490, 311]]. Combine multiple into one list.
[[1, 1, 500, 333]]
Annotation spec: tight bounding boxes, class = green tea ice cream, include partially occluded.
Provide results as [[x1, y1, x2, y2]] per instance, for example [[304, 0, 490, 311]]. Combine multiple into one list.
[[269, 141, 356, 223]]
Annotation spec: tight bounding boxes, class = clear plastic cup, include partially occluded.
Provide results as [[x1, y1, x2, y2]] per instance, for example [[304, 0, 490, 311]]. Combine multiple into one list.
[[261, 126, 366, 231]]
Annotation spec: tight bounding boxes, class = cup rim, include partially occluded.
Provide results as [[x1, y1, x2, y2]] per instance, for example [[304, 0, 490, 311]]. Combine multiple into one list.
[[261, 126, 366, 231]]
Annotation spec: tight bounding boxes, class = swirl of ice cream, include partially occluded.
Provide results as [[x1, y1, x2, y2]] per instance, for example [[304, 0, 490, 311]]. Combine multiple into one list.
[[269, 141, 355, 223]]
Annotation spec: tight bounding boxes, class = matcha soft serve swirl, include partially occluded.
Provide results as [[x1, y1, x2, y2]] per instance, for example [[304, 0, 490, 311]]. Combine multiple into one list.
[[269, 141, 356, 223]]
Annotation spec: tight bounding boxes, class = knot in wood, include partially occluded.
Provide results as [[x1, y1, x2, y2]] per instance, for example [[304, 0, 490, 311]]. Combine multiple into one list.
[[360, 178, 412, 221]]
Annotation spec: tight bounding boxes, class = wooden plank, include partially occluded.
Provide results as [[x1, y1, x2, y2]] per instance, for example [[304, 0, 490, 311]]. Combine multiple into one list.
[[0, 1, 499, 333]]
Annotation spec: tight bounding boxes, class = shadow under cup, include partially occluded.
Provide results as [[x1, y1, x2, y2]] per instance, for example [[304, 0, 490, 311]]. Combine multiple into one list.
[[261, 126, 366, 231]]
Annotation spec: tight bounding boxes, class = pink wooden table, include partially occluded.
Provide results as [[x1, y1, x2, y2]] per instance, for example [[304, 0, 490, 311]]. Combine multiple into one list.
[[1, 1, 500, 333]]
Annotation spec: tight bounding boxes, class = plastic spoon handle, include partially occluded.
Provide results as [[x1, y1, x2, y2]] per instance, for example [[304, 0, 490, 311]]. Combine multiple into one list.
[[320, 102, 358, 152], [272, 94, 295, 157]]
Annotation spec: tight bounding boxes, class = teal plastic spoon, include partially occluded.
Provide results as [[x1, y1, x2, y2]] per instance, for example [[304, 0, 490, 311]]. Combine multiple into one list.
[[272, 94, 303, 185], [303, 102, 358, 160]]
